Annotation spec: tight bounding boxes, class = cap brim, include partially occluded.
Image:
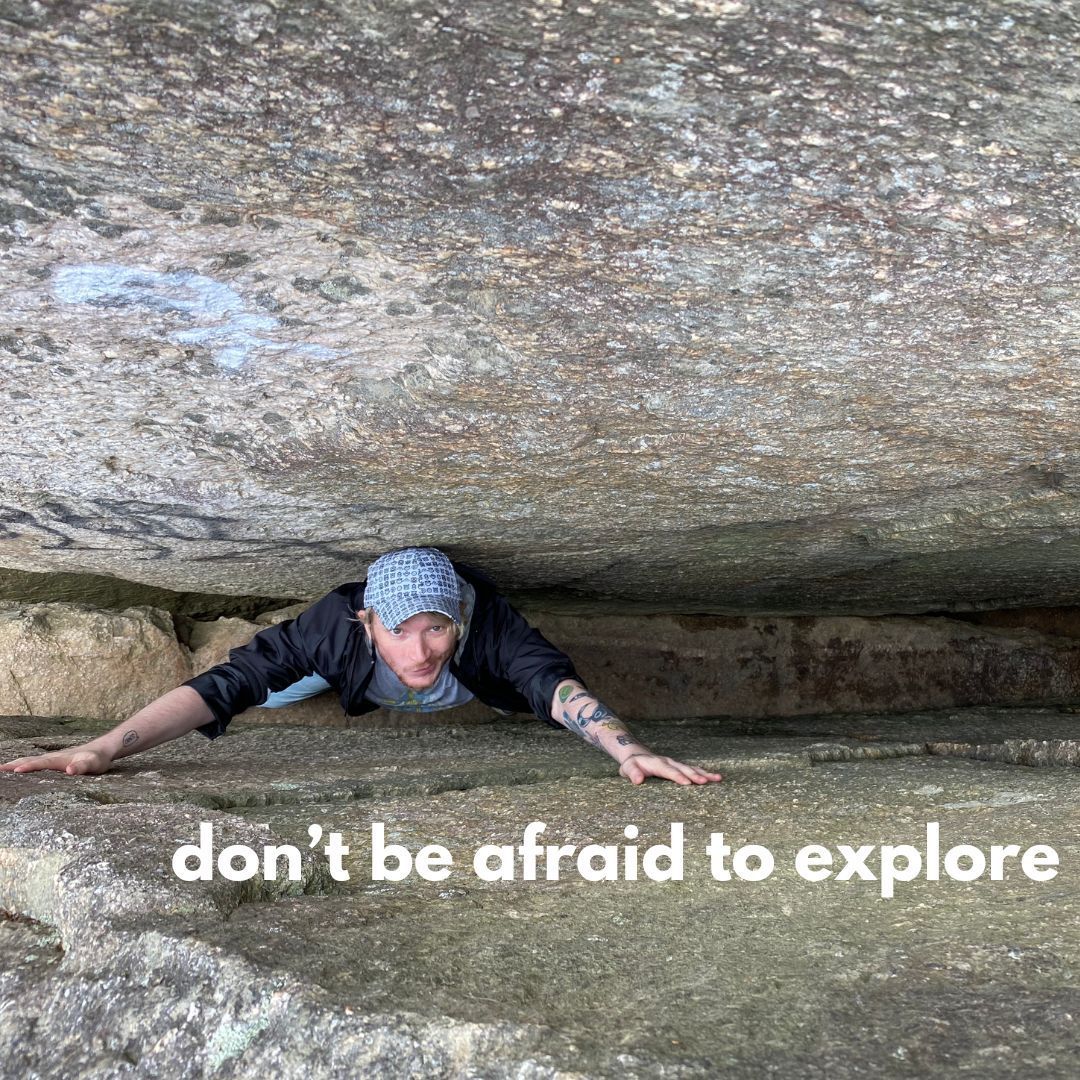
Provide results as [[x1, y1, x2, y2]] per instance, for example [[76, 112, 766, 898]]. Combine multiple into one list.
[[377, 596, 461, 629]]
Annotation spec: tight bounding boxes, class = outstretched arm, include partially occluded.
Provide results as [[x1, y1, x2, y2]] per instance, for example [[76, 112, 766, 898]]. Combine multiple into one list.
[[0, 686, 213, 776], [551, 680, 723, 786]]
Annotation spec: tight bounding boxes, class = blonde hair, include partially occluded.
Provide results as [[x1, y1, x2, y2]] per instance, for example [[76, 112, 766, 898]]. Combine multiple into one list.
[[356, 607, 464, 642]]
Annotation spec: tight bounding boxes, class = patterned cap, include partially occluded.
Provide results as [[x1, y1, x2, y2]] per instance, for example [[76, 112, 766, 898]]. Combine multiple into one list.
[[363, 548, 462, 630]]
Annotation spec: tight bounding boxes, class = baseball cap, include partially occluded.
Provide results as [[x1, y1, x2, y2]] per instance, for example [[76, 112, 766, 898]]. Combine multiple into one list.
[[363, 547, 462, 630]]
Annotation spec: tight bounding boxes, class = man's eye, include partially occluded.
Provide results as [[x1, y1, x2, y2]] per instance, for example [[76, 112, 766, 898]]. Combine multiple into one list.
[[389, 628, 404, 637]]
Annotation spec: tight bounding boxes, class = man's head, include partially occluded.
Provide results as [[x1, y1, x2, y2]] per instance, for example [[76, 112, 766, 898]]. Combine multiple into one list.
[[361, 547, 463, 689]]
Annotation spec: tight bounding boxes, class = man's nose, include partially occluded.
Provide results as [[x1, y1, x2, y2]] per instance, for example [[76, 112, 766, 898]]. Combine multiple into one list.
[[409, 636, 432, 663]]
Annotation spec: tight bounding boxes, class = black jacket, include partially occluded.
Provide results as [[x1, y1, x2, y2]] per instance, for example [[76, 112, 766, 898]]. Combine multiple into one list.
[[185, 564, 583, 739]]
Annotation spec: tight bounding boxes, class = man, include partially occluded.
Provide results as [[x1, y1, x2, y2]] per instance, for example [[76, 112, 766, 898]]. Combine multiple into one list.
[[1, 548, 722, 787]]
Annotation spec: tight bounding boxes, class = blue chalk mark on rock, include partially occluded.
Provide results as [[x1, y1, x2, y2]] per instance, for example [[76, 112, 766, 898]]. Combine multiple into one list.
[[53, 263, 340, 369]]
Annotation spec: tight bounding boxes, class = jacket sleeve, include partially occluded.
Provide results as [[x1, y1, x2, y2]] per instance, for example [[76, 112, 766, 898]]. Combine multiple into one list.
[[484, 590, 585, 727], [183, 590, 346, 739]]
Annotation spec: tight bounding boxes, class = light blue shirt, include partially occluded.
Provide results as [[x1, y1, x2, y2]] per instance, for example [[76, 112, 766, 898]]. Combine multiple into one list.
[[363, 653, 474, 712]]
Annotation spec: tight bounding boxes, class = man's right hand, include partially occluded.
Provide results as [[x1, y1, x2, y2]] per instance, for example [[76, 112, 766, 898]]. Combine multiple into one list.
[[0, 686, 215, 778], [0, 747, 114, 775]]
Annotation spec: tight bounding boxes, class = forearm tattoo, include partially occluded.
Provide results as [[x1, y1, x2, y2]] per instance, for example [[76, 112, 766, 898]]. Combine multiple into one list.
[[121, 730, 139, 748], [576, 702, 614, 728], [559, 693, 631, 749]]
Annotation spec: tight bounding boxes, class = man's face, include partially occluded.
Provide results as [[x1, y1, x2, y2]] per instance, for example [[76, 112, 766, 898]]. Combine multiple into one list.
[[365, 609, 458, 690]]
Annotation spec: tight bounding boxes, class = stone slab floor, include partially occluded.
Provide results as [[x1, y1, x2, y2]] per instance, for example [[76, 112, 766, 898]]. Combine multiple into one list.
[[1, 709, 1079, 1078]]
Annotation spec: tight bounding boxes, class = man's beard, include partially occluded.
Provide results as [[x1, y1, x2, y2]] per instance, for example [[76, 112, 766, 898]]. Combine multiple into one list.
[[385, 656, 445, 690]]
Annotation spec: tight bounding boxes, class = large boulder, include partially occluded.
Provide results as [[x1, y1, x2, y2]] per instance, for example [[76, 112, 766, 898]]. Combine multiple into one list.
[[0, 603, 190, 721], [1, 1, 1077, 612]]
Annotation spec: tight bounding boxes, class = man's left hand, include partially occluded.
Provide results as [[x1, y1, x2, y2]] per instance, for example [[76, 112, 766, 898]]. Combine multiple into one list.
[[618, 752, 723, 786]]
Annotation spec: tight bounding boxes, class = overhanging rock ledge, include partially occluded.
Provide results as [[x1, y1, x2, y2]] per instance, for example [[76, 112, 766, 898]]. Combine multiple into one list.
[[1, 0, 1077, 612]]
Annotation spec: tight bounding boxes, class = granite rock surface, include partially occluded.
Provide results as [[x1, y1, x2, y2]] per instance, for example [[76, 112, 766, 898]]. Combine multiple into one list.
[[0, 0, 1077, 611], [0, 601, 189, 722], [3, 710, 1080, 1077]]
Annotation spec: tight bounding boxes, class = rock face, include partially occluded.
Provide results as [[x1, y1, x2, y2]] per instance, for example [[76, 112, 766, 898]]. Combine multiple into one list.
[[1, 1, 1078, 612], [544, 611, 1080, 719]]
